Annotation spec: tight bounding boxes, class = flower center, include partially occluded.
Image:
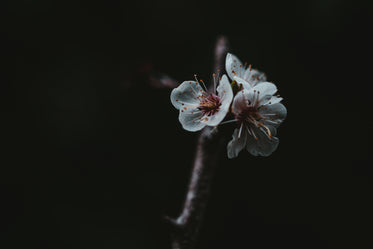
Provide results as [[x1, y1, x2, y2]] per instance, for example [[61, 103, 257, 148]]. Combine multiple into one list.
[[236, 102, 273, 140], [238, 104, 262, 122], [198, 93, 221, 116]]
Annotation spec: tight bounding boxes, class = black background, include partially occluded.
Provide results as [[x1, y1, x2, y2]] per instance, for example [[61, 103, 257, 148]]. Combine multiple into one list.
[[3, 0, 373, 248]]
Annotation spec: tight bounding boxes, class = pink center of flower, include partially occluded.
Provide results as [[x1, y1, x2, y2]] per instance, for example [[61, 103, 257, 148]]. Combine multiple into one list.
[[235, 95, 272, 140], [238, 104, 262, 122], [198, 93, 221, 116]]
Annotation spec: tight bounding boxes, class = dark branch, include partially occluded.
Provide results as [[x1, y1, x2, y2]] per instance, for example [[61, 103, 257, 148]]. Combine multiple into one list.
[[167, 36, 229, 249]]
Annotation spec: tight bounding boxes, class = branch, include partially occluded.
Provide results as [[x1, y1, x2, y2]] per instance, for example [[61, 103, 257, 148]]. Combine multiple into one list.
[[166, 36, 229, 249]]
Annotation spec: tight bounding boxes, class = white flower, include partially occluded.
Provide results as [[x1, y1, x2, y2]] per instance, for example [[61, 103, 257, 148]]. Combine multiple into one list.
[[225, 53, 267, 88], [227, 82, 287, 158], [171, 74, 233, 132]]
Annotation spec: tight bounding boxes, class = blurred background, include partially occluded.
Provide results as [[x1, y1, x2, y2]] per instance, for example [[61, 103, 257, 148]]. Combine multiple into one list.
[[3, 0, 373, 248]]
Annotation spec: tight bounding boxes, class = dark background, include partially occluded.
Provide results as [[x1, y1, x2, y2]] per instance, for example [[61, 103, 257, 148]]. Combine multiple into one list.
[[3, 0, 373, 248]]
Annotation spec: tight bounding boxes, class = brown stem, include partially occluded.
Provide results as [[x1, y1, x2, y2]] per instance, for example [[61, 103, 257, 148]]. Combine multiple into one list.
[[166, 36, 229, 249]]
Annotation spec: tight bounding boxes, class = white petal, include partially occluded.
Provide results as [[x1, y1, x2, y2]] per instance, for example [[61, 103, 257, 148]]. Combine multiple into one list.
[[225, 53, 243, 81], [171, 80, 203, 109], [259, 103, 287, 122], [232, 90, 249, 115], [246, 127, 279, 156], [216, 74, 233, 104], [178, 108, 206, 132], [205, 75, 233, 126], [227, 128, 247, 159], [243, 68, 267, 85], [268, 96, 283, 105], [253, 82, 277, 97], [234, 77, 253, 90], [260, 95, 283, 106], [203, 112, 224, 127]]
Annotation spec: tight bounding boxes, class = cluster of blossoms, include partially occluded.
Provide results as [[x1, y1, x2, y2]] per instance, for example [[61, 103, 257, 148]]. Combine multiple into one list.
[[171, 53, 287, 158]]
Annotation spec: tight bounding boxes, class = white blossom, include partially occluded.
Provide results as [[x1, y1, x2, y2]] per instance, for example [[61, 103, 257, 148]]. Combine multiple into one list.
[[225, 53, 267, 88], [171, 74, 233, 132], [227, 82, 286, 158]]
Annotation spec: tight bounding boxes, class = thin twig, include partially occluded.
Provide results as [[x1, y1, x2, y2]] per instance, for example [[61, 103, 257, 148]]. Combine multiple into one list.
[[166, 36, 229, 249]]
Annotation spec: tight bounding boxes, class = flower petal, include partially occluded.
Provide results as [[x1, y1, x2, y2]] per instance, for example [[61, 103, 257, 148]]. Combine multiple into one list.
[[227, 128, 247, 159], [246, 127, 279, 156], [242, 68, 267, 86], [216, 74, 233, 103], [225, 53, 243, 81], [259, 103, 287, 123], [234, 77, 253, 90], [178, 108, 206, 132], [260, 95, 283, 106], [205, 74, 233, 126], [171, 80, 203, 109], [253, 82, 277, 97], [232, 90, 250, 115]]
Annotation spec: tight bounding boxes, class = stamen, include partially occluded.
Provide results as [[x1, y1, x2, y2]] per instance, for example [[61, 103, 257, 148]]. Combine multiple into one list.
[[260, 124, 272, 138], [189, 80, 200, 96], [246, 126, 252, 136], [183, 104, 199, 110], [219, 119, 238, 125], [199, 79, 208, 92], [249, 126, 258, 140], [251, 90, 259, 107], [194, 74, 207, 92], [212, 73, 216, 93], [238, 123, 243, 139]]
